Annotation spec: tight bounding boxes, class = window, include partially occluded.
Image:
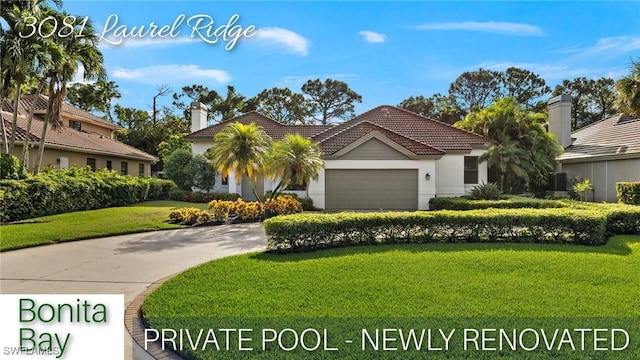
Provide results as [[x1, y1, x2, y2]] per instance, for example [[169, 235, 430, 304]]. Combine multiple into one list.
[[139, 164, 145, 177], [86, 158, 96, 171], [106, 160, 112, 170], [69, 120, 81, 131], [464, 156, 479, 184], [221, 175, 228, 185], [121, 161, 128, 175]]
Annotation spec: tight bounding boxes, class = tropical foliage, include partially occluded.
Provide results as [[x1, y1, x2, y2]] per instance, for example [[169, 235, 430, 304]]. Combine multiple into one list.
[[615, 60, 640, 117], [456, 97, 562, 195], [209, 122, 272, 201]]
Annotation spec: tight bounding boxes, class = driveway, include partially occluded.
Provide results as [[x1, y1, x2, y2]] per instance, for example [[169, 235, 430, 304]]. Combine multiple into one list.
[[0, 223, 267, 360]]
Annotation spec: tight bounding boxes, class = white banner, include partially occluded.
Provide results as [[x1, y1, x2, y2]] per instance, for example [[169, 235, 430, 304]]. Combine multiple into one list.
[[0, 294, 124, 359]]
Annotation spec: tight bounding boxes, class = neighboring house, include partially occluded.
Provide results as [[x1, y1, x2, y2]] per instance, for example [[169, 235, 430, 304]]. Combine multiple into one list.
[[186, 102, 492, 211], [550, 95, 640, 202], [1, 94, 157, 175]]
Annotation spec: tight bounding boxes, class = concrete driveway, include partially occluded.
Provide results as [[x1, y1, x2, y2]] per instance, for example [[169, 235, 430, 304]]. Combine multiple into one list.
[[0, 223, 267, 360]]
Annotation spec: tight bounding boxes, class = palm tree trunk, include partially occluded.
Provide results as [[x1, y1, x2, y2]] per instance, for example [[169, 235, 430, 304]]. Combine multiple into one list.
[[0, 85, 9, 154], [8, 85, 22, 153], [22, 76, 47, 170], [35, 79, 55, 173]]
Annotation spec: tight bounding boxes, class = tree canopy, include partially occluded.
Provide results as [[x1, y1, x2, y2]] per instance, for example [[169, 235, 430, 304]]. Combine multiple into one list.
[[302, 78, 362, 124]]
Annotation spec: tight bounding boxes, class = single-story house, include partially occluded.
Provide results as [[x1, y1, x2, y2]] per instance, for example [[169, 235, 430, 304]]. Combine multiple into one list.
[[1, 94, 157, 175], [549, 95, 640, 202], [186, 102, 493, 211]]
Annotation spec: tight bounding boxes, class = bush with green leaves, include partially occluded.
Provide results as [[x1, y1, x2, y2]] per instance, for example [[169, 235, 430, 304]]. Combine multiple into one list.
[[0, 154, 26, 180], [468, 182, 502, 200], [429, 195, 568, 211], [617, 181, 640, 205], [164, 149, 217, 192], [264, 208, 609, 253], [0, 167, 176, 222], [573, 178, 594, 201]]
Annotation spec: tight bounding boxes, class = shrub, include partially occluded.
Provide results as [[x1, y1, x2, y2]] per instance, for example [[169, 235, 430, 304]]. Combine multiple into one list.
[[234, 199, 264, 221], [0, 154, 26, 180], [169, 190, 240, 203], [208, 200, 236, 222], [616, 182, 640, 205], [168, 207, 207, 225], [429, 196, 568, 211], [299, 197, 317, 211], [265, 196, 303, 217], [0, 167, 175, 222], [573, 179, 594, 201], [264, 208, 609, 253], [468, 182, 502, 200]]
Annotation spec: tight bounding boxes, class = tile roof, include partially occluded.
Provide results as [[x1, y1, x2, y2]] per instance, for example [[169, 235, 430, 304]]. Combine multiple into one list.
[[3, 94, 119, 130], [318, 121, 444, 156], [558, 113, 640, 161], [185, 111, 333, 140], [186, 105, 492, 156], [1, 111, 158, 162]]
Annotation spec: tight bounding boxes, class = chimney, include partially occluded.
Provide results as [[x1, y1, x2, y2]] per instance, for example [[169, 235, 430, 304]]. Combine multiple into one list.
[[190, 102, 208, 133], [547, 95, 572, 149]]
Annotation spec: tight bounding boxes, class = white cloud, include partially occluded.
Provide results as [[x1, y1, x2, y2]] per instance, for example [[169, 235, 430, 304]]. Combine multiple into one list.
[[112, 65, 231, 84], [250, 27, 309, 56], [554, 36, 640, 56], [358, 30, 386, 43], [99, 37, 198, 49], [414, 21, 543, 36]]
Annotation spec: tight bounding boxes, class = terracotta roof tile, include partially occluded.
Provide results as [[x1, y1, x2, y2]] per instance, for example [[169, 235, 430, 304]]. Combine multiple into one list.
[[186, 105, 492, 156], [2, 111, 157, 162], [313, 106, 492, 151], [4, 95, 119, 130], [186, 112, 332, 140], [319, 121, 444, 156], [558, 113, 640, 161]]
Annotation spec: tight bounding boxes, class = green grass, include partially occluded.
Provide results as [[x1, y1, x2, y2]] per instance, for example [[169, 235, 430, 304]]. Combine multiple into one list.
[[0, 201, 207, 251], [142, 236, 640, 359]]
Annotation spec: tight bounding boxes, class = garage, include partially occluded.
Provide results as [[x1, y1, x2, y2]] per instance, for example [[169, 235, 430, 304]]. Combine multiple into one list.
[[325, 169, 418, 211]]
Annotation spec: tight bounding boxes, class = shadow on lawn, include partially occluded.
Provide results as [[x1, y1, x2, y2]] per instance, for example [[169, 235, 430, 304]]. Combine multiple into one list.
[[251, 235, 640, 263]]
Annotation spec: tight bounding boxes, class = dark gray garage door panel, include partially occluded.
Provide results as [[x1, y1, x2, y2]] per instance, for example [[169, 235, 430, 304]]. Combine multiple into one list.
[[325, 169, 418, 210]]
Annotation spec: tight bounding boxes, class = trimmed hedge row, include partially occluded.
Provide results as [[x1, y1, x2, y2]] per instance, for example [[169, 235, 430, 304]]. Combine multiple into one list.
[[617, 182, 640, 205], [264, 208, 611, 253], [168, 189, 241, 203], [428, 196, 569, 211], [0, 167, 176, 222]]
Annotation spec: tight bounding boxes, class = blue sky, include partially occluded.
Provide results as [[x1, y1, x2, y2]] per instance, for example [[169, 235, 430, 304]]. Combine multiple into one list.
[[64, 0, 640, 116]]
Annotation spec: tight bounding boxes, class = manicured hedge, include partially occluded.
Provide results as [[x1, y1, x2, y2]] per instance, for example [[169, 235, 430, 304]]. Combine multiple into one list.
[[168, 189, 240, 203], [429, 196, 569, 210], [264, 209, 609, 253], [617, 181, 640, 205], [0, 167, 176, 222]]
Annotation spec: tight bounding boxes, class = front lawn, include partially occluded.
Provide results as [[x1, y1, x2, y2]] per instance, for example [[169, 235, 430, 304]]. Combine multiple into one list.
[[142, 235, 640, 359], [0, 201, 207, 251]]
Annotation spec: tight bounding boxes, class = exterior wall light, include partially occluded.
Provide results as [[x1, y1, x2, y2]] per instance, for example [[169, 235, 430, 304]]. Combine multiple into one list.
[[425, 173, 431, 181]]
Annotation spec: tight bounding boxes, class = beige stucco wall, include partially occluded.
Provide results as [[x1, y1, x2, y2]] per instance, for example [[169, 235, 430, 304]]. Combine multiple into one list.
[[561, 158, 640, 202], [11, 144, 152, 177], [435, 149, 488, 197]]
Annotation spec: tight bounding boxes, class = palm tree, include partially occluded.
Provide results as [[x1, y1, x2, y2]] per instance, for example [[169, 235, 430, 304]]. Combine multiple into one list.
[[615, 60, 640, 117], [34, 11, 105, 173], [267, 133, 325, 201], [209, 122, 272, 201], [480, 138, 529, 193]]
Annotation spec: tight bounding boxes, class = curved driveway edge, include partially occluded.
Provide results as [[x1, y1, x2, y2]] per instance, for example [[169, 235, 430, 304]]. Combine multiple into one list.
[[0, 223, 267, 360]]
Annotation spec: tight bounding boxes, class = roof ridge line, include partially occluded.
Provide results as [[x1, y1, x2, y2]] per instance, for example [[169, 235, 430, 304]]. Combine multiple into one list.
[[366, 120, 446, 153], [392, 105, 492, 142]]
